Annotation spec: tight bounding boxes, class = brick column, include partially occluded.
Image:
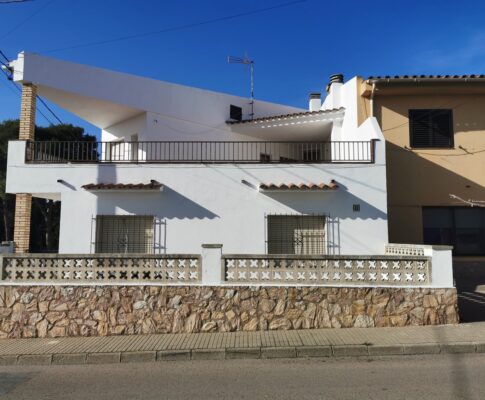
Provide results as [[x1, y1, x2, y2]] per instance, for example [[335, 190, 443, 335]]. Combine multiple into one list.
[[13, 84, 37, 253], [13, 194, 32, 253], [19, 84, 37, 140]]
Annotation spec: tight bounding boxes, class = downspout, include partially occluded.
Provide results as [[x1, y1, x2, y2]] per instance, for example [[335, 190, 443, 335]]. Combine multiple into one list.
[[369, 82, 376, 118]]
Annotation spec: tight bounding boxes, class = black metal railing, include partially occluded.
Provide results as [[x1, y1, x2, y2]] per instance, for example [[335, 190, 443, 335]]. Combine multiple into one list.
[[25, 140, 375, 164]]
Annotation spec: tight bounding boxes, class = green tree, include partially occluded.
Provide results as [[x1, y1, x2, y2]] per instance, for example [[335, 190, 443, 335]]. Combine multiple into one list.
[[0, 120, 96, 252]]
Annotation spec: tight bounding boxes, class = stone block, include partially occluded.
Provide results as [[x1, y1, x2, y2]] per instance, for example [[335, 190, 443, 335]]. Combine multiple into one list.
[[17, 354, 52, 365], [0, 355, 18, 365], [225, 348, 260, 359], [440, 343, 476, 354], [475, 342, 485, 353], [52, 353, 86, 365], [367, 345, 403, 356], [261, 347, 296, 359], [191, 349, 225, 360], [402, 343, 440, 355], [332, 345, 368, 357], [296, 346, 332, 358], [157, 350, 191, 361], [87, 352, 121, 364], [121, 351, 156, 363]]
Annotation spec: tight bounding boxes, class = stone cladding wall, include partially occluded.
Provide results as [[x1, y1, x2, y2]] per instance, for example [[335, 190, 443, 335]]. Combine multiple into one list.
[[0, 286, 459, 338]]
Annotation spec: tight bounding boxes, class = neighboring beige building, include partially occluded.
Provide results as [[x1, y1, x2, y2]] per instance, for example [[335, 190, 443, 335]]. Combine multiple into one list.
[[358, 75, 485, 257]]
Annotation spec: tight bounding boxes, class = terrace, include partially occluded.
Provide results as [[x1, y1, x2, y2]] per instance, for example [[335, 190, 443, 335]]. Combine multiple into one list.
[[25, 140, 375, 164]]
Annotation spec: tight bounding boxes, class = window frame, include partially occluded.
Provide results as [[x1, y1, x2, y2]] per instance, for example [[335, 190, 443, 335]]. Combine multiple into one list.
[[265, 214, 327, 255], [93, 215, 155, 254], [409, 109, 454, 149]]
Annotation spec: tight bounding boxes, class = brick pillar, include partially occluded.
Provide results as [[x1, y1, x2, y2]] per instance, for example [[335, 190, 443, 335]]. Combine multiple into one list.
[[19, 84, 37, 140], [13, 194, 32, 253], [14, 84, 37, 253]]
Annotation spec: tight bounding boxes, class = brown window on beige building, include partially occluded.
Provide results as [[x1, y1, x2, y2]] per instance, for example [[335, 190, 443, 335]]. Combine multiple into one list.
[[266, 214, 326, 255], [409, 109, 454, 148], [94, 215, 154, 254]]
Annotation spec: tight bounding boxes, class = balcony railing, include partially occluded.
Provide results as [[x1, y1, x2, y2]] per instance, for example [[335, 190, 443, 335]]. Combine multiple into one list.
[[25, 140, 375, 164]]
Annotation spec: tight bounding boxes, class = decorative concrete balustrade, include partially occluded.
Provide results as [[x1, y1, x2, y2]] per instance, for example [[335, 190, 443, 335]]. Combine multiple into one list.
[[0, 254, 202, 285], [0, 246, 458, 338], [0, 244, 453, 288], [385, 243, 425, 256], [223, 255, 431, 287]]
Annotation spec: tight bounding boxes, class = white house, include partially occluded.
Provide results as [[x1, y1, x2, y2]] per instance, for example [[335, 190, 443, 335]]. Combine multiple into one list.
[[6, 52, 388, 256]]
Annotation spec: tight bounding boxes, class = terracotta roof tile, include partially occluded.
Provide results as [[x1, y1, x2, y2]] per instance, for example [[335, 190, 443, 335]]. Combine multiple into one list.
[[82, 180, 162, 191], [259, 180, 338, 191], [367, 75, 485, 81], [227, 107, 345, 125]]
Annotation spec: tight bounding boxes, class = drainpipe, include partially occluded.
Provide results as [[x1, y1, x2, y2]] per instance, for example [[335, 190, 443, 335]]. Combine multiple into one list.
[[370, 82, 376, 118]]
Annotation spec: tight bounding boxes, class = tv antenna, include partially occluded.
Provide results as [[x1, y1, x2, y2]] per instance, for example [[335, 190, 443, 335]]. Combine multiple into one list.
[[228, 54, 254, 119], [450, 194, 485, 207]]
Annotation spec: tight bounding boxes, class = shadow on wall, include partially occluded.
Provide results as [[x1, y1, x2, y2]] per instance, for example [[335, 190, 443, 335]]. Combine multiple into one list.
[[326, 216, 340, 255], [385, 142, 485, 243], [94, 187, 219, 220], [262, 186, 387, 220], [91, 166, 218, 254], [261, 187, 388, 255], [452, 259, 485, 323], [95, 165, 118, 216]]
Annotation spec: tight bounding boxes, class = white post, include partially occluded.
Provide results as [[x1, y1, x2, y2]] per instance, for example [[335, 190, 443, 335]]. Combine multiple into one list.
[[201, 244, 223, 285], [427, 245, 454, 288]]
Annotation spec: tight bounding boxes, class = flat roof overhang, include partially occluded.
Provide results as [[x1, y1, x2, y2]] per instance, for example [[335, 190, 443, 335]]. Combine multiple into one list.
[[35, 85, 145, 129]]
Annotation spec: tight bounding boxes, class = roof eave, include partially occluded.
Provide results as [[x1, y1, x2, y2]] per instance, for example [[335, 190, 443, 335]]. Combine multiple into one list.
[[227, 107, 345, 126]]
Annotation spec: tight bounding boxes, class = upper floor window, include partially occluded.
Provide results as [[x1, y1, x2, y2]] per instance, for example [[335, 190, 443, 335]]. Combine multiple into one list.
[[409, 109, 454, 148]]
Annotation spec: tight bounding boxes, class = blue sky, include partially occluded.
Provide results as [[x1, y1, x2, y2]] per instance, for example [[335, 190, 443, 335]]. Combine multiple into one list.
[[1, 0, 485, 137]]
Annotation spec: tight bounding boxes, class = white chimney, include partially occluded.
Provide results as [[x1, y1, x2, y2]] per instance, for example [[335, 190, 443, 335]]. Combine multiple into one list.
[[309, 93, 321, 112], [322, 74, 344, 110]]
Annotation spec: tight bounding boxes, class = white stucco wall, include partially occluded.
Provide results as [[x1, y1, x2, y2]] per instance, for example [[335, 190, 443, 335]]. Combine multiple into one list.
[[6, 52, 392, 257], [7, 141, 388, 255], [10, 52, 303, 132]]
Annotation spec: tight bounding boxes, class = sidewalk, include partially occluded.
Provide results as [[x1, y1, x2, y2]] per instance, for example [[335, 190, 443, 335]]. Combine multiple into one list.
[[0, 323, 484, 366]]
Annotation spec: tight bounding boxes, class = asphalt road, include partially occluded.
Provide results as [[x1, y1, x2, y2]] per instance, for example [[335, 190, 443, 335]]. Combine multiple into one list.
[[0, 354, 484, 399]]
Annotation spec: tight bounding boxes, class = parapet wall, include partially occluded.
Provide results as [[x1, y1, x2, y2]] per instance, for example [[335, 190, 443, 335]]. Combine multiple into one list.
[[0, 286, 459, 338]]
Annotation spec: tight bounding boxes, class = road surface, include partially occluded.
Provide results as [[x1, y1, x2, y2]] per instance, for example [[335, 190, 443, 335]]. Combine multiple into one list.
[[0, 354, 484, 399]]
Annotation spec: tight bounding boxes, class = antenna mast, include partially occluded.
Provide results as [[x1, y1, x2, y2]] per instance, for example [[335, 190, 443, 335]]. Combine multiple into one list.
[[228, 55, 254, 119]]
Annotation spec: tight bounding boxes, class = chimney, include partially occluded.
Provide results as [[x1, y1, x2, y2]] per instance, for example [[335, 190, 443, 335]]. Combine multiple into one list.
[[326, 73, 344, 92], [309, 93, 321, 112]]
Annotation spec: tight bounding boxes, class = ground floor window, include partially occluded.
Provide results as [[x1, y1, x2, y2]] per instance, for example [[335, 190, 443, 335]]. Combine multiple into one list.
[[422, 207, 485, 255], [266, 214, 326, 255], [94, 215, 154, 254]]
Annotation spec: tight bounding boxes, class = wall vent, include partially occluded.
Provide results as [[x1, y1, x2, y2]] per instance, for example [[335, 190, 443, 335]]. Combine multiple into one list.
[[229, 105, 243, 121]]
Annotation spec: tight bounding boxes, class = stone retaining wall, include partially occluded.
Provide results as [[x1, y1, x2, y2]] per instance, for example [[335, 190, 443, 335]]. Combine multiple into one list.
[[0, 286, 459, 338]]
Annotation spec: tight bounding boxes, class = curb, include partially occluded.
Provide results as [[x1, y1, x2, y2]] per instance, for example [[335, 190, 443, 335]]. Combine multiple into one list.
[[0, 342, 483, 366]]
